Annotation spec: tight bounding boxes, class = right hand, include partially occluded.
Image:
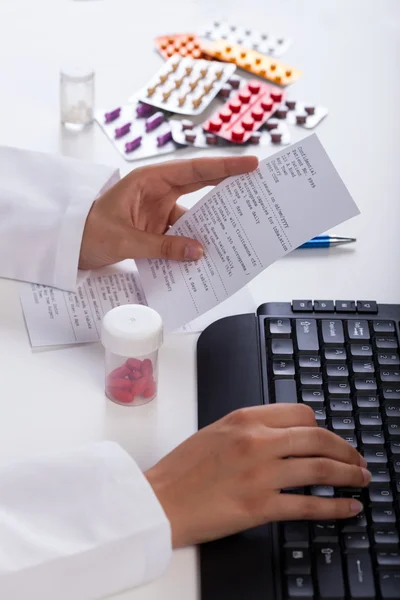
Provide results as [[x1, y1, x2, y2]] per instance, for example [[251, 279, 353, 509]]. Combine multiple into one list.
[[145, 404, 370, 549]]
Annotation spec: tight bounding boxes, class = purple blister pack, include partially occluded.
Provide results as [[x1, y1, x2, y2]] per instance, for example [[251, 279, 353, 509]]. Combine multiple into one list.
[[95, 99, 182, 162]]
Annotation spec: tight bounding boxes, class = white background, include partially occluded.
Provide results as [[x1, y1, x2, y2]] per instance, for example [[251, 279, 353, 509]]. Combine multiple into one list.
[[0, 1, 399, 599]]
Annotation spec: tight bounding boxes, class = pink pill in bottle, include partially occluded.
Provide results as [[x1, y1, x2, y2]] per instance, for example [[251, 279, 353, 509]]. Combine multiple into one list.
[[101, 305, 163, 407]]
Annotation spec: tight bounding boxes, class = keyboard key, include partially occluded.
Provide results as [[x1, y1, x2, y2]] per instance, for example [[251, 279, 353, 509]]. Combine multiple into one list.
[[351, 360, 375, 375], [328, 398, 353, 417], [287, 575, 314, 599], [298, 355, 321, 371], [371, 507, 396, 524], [378, 570, 400, 599], [357, 300, 378, 313], [362, 448, 387, 463], [381, 386, 400, 401], [394, 478, 400, 493], [314, 300, 335, 312], [353, 377, 377, 392], [346, 553, 376, 599], [310, 486, 334, 498], [329, 417, 355, 433], [301, 389, 325, 407], [284, 547, 311, 574], [340, 512, 367, 533], [374, 336, 398, 350], [315, 544, 345, 599], [343, 533, 370, 550], [391, 457, 400, 473], [325, 363, 349, 378], [273, 359, 295, 378], [372, 320, 395, 334], [355, 394, 380, 411], [292, 300, 313, 312], [336, 300, 356, 313], [274, 379, 298, 404], [266, 318, 292, 337], [313, 407, 327, 427], [300, 372, 323, 387], [346, 320, 370, 341], [373, 528, 399, 548], [377, 552, 400, 567], [312, 521, 338, 542], [390, 441, 400, 454], [295, 319, 319, 353], [380, 369, 400, 383], [386, 423, 400, 440], [357, 413, 383, 430], [369, 486, 393, 504], [338, 434, 358, 448], [324, 347, 347, 362], [270, 338, 294, 357], [383, 404, 400, 421], [283, 522, 309, 547], [327, 380, 351, 396], [378, 352, 400, 367], [361, 430, 385, 445], [321, 320, 345, 346], [370, 467, 391, 483], [350, 343, 373, 358]]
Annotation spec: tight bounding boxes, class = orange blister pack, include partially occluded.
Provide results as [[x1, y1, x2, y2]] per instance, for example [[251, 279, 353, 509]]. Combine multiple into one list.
[[203, 79, 285, 144], [203, 39, 302, 86], [155, 33, 206, 60]]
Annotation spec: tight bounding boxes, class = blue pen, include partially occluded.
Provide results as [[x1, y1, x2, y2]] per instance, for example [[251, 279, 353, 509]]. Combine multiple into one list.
[[300, 235, 356, 249]]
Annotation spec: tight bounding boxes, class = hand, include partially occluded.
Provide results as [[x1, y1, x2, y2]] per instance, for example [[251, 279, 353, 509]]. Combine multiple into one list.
[[79, 155, 258, 269], [145, 404, 370, 548]]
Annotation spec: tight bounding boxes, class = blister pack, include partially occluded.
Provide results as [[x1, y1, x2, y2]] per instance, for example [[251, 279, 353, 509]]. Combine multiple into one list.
[[155, 33, 206, 60], [202, 80, 286, 144], [95, 101, 180, 162], [279, 100, 328, 128], [170, 118, 290, 148], [135, 57, 236, 116], [199, 21, 292, 56], [203, 40, 302, 86]]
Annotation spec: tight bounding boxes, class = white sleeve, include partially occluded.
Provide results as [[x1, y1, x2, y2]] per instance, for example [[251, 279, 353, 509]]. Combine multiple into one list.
[[0, 146, 119, 291], [0, 441, 172, 600]]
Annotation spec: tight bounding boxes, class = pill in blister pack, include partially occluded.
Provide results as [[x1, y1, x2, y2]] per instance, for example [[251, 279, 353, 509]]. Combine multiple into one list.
[[95, 101, 181, 162], [199, 21, 292, 57], [203, 80, 286, 144], [279, 100, 328, 128], [170, 118, 290, 148], [203, 40, 302, 86], [134, 57, 236, 116], [155, 33, 206, 60]]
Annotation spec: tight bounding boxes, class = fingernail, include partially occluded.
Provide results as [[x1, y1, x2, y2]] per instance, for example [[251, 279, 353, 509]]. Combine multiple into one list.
[[184, 244, 203, 261], [362, 468, 372, 485], [359, 455, 368, 468], [350, 500, 363, 515]]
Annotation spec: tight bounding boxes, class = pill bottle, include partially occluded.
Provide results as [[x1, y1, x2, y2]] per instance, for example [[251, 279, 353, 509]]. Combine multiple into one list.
[[60, 66, 95, 130], [101, 305, 163, 407]]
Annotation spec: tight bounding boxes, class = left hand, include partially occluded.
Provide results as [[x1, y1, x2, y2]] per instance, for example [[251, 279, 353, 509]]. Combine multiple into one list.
[[79, 155, 258, 269]]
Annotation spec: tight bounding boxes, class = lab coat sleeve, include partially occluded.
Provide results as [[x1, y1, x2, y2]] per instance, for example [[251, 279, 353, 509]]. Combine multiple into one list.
[[0, 441, 172, 600], [0, 145, 120, 291]]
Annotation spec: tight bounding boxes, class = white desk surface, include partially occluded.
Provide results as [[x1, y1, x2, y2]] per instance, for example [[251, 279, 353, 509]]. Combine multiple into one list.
[[0, 0, 400, 598]]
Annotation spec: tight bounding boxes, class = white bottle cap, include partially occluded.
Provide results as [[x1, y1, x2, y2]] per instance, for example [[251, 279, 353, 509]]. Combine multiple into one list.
[[101, 305, 163, 357]]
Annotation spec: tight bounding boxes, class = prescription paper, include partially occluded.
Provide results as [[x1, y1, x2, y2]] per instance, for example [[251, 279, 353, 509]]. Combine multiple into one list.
[[19, 263, 254, 347], [136, 134, 360, 332]]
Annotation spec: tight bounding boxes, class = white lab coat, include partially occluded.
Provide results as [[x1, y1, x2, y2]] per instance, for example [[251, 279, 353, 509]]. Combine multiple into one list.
[[0, 146, 172, 599]]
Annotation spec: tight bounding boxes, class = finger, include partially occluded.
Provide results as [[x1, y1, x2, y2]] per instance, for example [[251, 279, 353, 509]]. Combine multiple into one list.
[[123, 228, 203, 262], [178, 176, 227, 195], [276, 426, 366, 467], [273, 457, 371, 490], [271, 494, 364, 522], [155, 155, 259, 187], [169, 204, 187, 226]]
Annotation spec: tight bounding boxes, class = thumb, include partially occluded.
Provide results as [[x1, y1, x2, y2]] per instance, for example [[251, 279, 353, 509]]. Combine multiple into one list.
[[126, 229, 204, 262]]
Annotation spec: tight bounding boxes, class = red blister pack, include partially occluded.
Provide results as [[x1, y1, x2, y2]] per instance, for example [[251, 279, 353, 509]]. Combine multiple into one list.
[[202, 80, 285, 143]]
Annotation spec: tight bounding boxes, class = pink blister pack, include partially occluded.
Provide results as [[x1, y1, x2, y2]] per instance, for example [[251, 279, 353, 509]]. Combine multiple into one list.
[[203, 79, 286, 144], [134, 56, 236, 116], [170, 118, 290, 148], [95, 100, 181, 162]]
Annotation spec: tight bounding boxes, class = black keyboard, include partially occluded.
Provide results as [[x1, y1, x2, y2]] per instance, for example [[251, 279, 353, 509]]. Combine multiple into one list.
[[197, 300, 400, 600]]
